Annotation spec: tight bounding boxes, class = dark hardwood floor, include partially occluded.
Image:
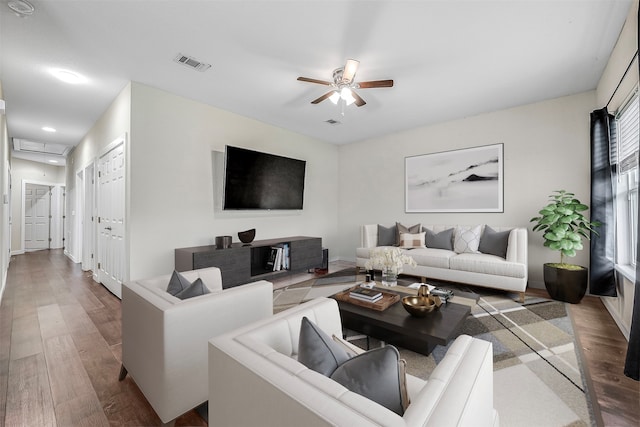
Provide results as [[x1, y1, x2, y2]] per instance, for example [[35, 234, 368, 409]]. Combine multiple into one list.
[[0, 250, 638, 426]]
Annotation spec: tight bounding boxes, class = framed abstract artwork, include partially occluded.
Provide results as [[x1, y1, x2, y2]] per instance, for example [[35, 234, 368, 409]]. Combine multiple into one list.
[[405, 143, 504, 213]]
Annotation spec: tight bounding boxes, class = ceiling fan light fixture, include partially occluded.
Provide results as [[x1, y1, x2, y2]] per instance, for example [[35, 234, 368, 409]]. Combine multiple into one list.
[[342, 59, 359, 83], [51, 68, 87, 84], [340, 88, 356, 105], [329, 92, 340, 104]]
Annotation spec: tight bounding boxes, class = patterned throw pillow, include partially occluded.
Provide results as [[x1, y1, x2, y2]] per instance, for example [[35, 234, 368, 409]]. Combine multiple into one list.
[[399, 232, 426, 249], [453, 225, 483, 253], [396, 222, 421, 246]]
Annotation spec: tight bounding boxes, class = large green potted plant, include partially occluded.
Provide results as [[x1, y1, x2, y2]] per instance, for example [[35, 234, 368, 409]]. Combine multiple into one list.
[[530, 190, 600, 303]]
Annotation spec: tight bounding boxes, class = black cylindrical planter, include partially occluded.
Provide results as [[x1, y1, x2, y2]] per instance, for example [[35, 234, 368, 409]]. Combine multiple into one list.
[[215, 235, 232, 249], [543, 263, 588, 304]]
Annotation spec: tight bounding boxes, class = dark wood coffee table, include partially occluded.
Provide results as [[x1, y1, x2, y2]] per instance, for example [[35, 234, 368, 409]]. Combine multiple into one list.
[[334, 286, 475, 355]]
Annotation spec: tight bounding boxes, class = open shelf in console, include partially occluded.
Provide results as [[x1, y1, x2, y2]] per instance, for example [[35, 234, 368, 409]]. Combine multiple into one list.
[[250, 242, 291, 277]]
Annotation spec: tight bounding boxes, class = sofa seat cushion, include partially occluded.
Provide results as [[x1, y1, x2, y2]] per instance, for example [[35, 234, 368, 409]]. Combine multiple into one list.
[[406, 248, 457, 269], [449, 253, 526, 278]]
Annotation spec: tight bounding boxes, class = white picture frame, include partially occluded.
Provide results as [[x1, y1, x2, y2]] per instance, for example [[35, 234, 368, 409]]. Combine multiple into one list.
[[405, 143, 504, 213]]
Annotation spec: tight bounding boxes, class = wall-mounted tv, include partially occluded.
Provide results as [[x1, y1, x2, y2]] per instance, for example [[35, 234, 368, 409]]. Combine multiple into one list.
[[223, 146, 306, 210]]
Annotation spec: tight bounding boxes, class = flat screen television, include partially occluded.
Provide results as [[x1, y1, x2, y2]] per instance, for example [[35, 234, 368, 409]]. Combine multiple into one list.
[[223, 146, 306, 210]]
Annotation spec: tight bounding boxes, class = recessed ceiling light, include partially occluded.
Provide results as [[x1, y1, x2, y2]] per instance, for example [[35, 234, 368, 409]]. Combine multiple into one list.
[[7, 0, 34, 17], [50, 68, 87, 84], [42, 126, 56, 132], [48, 159, 59, 164]]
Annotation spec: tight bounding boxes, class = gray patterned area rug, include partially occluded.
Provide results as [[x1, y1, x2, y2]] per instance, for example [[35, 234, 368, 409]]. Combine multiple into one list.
[[273, 268, 594, 427]]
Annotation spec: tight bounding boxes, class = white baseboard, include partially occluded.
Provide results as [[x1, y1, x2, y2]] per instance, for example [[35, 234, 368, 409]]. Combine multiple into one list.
[[64, 250, 81, 264], [602, 297, 631, 341], [10, 249, 24, 256], [0, 268, 6, 304]]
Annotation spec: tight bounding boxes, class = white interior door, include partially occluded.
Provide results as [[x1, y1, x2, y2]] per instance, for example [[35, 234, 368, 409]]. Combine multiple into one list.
[[97, 139, 126, 298], [24, 184, 51, 251]]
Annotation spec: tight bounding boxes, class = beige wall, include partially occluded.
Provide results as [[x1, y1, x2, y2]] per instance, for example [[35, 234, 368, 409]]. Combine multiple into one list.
[[337, 91, 596, 288], [9, 158, 65, 253], [128, 83, 339, 280]]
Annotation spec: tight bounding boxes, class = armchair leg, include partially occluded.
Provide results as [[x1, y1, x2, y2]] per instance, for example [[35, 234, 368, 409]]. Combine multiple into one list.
[[161, 421, 176, 427], [519, 292, 525, 304], [118, 364, 128, 381]]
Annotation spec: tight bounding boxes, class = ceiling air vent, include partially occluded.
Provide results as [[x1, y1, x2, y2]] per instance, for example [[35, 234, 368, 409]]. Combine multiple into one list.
[[325, 119, 341, 125], [7, 0, 34, 17], [173, 53, 211, 72]]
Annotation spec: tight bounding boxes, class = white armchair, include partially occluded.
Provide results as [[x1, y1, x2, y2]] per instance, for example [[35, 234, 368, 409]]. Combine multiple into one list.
[[119, 267, 273, 426]]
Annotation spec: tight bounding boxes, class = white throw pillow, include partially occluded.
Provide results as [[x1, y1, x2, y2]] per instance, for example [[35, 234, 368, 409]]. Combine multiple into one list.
[[399, 232, 426, 249], [454, 225, 483, 253]]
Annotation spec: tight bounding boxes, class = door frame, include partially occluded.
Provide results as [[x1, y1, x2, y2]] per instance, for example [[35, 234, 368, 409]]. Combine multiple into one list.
[[20, 179, 63, 255], [75, 170, 84, 263], [81, 162, 95, 272]]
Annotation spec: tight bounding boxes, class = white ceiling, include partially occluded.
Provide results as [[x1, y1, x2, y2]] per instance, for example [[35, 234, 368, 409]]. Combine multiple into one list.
[[0, 0, 634, 163]]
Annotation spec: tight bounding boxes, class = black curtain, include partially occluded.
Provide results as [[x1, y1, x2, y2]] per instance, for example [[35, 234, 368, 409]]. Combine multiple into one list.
[[589, 108, 617, 296], [623, 4, 640, 382]]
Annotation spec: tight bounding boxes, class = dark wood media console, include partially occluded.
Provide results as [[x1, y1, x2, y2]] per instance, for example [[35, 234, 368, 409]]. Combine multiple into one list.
[[175, 236, 322, 288]]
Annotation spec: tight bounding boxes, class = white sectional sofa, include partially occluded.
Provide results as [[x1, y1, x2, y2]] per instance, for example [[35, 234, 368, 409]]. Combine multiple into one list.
[[209, 297, 498, 427], [356, 224, 528, 300]]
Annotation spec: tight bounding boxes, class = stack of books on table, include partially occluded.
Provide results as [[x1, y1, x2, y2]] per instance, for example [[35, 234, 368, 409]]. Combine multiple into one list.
[[349, 287, 383, 303]]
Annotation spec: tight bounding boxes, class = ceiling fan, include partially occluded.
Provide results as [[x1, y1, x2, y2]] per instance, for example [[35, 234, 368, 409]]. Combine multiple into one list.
[[297, 59, 393, 107]]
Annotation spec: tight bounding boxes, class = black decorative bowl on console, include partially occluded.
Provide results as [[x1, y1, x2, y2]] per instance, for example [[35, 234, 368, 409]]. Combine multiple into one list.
[[238, 228, 256, 244]]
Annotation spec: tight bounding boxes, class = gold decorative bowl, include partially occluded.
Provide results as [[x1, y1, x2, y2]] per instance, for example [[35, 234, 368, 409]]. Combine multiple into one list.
[[401, 295, 436, 317]]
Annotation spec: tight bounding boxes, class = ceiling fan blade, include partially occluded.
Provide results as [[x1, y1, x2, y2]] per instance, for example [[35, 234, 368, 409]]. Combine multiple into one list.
[[342, 59, 360, 83], [351, 90, 366, 107], [357, 79, 394, 89], [311, 91, 337, 104], [297, 76, 332, 86]]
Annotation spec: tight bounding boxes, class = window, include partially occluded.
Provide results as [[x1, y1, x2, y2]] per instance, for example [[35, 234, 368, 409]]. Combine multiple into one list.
[[613, 90, 639, 269]]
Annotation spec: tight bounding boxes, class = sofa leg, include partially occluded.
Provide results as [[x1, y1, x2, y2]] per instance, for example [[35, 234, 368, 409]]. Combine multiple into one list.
[[421, 277, 426, 283], [161, 420, 176, 427], [519, 292, 525, 304], [118, 364, 128, 381]]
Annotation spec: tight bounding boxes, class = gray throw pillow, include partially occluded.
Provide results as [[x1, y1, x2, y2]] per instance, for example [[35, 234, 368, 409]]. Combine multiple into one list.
[[396, 222, 421, 246], [175, 278, 210, 299], [167, 270, 192, 296], [424, 228, 454, 250], [330, 345, 409, 415], [298, 317, 351, 377], [478, 226, 511, 259], [377, 225, 397, 246]]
